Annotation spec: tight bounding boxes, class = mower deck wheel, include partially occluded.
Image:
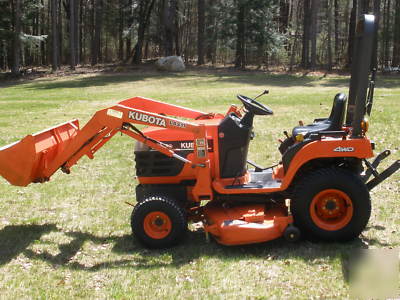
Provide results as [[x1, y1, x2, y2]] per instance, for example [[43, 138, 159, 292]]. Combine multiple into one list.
[[131, 196, 187, 248], [283, 225, 301, 242], [291, 168, 371, 242]]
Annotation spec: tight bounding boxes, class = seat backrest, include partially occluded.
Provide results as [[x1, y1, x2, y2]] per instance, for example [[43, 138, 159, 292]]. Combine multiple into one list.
[[327, 93, 347, 131]]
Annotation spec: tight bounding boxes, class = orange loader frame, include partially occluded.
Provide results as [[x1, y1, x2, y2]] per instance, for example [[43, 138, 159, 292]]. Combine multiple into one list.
[[0, 97, 216, 201]]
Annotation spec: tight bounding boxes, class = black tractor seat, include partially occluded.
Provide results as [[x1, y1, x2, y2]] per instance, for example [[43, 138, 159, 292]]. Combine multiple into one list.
[[292, 93, 347, 138]]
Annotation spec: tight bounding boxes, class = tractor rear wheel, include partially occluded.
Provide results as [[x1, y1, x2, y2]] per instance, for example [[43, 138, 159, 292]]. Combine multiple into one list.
[[291, 168, 371, 241], [131, 196, 187, 248]]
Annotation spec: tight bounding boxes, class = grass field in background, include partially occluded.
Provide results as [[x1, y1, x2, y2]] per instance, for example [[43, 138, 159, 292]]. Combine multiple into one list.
[[0, 68, 398, 299]]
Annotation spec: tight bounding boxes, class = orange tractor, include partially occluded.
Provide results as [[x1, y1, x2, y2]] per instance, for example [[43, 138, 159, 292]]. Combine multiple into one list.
[[0, 15, 398, 248]]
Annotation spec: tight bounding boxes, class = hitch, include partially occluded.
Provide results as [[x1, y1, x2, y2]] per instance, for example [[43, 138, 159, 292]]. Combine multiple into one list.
[[362, 150, 400, 190]]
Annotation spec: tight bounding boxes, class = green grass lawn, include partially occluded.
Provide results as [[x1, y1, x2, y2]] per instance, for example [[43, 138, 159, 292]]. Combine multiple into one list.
[[0, 69, 399, 299]]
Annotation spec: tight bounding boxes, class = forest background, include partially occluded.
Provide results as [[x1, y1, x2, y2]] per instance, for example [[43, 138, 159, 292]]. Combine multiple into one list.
[[1, 0, 400, 75]]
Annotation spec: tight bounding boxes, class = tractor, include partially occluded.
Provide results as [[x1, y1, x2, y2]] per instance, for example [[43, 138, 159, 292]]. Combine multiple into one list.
[[0, 15, 398, 248]]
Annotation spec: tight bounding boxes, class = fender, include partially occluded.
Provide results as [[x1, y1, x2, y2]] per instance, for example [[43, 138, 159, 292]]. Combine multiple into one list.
[[212, 137, 373, 195], [281, 137, 374, 188]]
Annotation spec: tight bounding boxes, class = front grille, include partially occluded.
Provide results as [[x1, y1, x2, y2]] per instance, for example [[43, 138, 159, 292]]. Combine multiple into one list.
[[134, 150, 187, 177]]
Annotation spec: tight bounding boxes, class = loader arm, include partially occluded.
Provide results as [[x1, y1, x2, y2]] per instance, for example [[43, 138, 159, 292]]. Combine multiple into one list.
[[0, 97, 213, 200], [118, 97, 209, 119]]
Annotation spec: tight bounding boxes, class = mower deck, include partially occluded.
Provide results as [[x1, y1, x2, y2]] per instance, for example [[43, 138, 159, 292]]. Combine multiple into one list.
[[203, 202, 293, 245]]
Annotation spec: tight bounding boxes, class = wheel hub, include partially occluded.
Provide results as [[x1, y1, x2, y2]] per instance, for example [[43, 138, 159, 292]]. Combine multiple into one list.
[[309, 189, 354, 231], [143, 211, 172, 239], [325, 199, 338, 211], [154, 216, 165, 227]]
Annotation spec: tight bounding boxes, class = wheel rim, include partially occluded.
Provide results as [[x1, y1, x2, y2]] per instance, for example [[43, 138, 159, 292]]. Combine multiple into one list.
[[309, 189, 354, 231], [143, 211, 172, 239]]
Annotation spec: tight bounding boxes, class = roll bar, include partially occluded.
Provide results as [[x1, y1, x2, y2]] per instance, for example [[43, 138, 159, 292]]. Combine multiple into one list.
[[346, 14, 375, 137]]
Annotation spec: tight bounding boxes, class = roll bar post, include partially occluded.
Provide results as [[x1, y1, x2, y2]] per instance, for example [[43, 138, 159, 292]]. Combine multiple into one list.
[[345, 14, 375, 137]]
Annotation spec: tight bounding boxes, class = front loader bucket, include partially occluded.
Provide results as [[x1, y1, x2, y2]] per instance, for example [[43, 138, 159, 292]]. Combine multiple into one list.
[[0, 120, 80, 186]]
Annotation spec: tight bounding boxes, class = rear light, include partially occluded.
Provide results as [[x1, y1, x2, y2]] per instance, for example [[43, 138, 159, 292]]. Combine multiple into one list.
[[361, 117, 369, 133]]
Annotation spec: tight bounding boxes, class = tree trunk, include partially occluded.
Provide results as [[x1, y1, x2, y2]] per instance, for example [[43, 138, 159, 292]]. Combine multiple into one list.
[[175, 2, 181, 56], [104, 32, 108, 62], [1, 42, 7, 71], [182, 0, 195, 63], [40, 0, 47, 65], [126, 38, 131, 61], [392, 0, 400, 66], [197, 0, 205, 65], [118, 0, 124, 61], [310, 0, 319, 69], [371, 0, 381, 69], [383, 0, 391, 67], [289, 0, 301, 71], [12, 0, 21, 75], [33, 3, 40, 65], [91, 0, 102, 65], [302, 0, 311, 68], [327, 0, 333, 70], [51, 0, 59, 71], [70, 0, 76, 69], [347, 0, 357, 68], [162, 0, 178, 56], [144, 38, 149, 59], [79, 0, 84, 63], [279, 0, 290, 33], [58, 0, 62, 66], [74, 0, 79, 64], [206, 0, 217, 64], [359, 0, 370, 13], [133, 0, 156, 64], [235, 2, 246, 69], [125, 0, 133, 61], [334, 0, 339, 64]]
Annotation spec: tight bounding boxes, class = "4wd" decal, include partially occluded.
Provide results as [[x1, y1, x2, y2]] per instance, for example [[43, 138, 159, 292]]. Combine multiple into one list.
[[333, 146, 355, 152]]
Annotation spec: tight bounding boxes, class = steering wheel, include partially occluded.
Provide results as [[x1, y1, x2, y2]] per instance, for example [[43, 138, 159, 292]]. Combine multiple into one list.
[[237, 94, 273, 115]]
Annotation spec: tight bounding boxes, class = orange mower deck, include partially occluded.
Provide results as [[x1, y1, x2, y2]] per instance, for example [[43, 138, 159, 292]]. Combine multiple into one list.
[[203, 203, 293, 245]]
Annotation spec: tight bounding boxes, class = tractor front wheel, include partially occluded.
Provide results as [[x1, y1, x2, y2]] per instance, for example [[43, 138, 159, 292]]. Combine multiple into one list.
[[291, 168, 371, 241], [131, 196, 187, 248]]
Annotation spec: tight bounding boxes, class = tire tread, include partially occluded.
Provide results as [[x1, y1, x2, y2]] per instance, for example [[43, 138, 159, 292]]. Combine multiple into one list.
[[291, 167, 371, 241], [131, 196, 187, 248]]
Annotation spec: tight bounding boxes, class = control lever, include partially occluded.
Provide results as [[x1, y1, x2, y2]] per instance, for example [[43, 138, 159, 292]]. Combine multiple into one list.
[[254, 90, 269, 100], [283, 131, 290, 138]]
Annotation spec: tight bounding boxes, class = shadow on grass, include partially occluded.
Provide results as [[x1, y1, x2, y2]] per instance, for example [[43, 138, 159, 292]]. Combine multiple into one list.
[[3, 69, 399, 92], [24, 73, 338, 90], [215, 73, 400, 89], [0, 223, 389, 273], [0, 224, 57, 265], [17, 72, 180, 91]]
